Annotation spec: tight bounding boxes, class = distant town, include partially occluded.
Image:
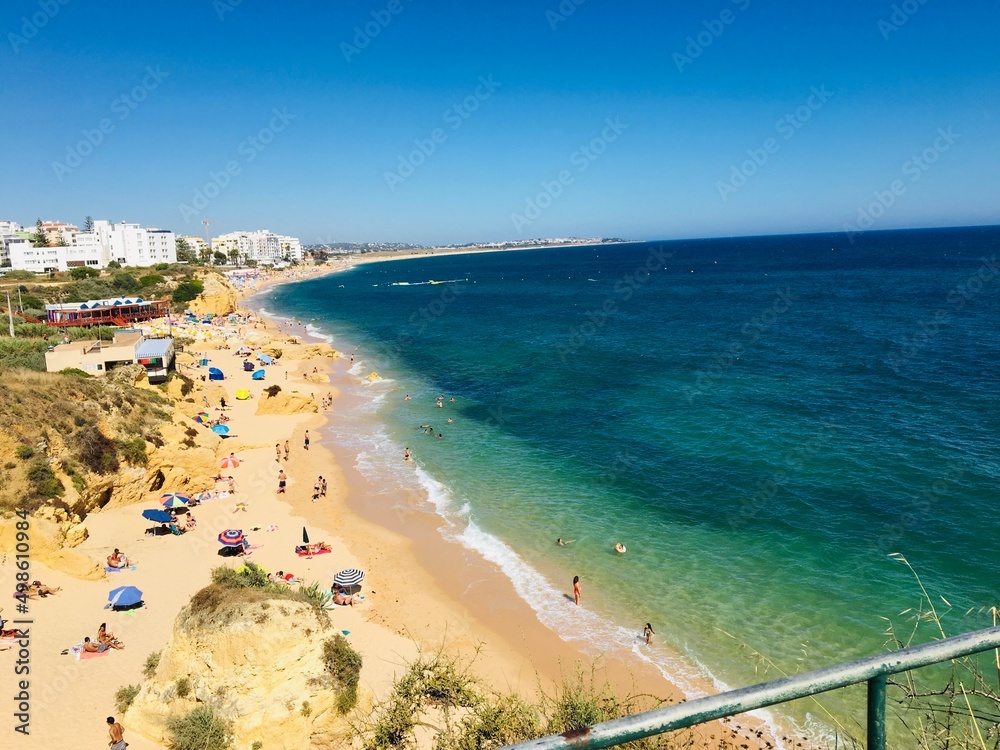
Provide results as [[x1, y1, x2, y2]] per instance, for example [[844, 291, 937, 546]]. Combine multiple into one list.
[[0, 217, 630, 274]]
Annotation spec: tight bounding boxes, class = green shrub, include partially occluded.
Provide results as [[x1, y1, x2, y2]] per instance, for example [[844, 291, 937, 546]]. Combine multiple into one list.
[[155, 262, 170, 271], [70, 267, 100, 280], [211, 562, 272, 590], [15, 444, 34, 460], [172, 279, 204, 304], [118, 436, 148, 465], [166, 706, 232, 750], [115, 684, 140, 713], [143, 650, 161, 678], [175, 676, 191, 698], [139, 274, 166, 288], [251, 742, 262, 750], [323, 635, 363, 713], [26, 461, 64, 498], [75, 428, 120, 474], [3, 270, 35, 280], [59, 368, 91, 378]]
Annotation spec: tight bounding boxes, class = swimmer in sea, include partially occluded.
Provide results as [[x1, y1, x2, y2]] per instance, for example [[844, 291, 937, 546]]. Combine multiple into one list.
[[573, 575, 581, 606], [644, 623, 654, 645], [404, 448, 410, 461], [405, 395, 411, 401], [614, 542, 627, 554], [446, 418, 453, 424], [557, 538, 575, 547]]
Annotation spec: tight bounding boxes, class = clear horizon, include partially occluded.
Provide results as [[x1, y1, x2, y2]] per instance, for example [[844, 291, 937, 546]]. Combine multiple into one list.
[[3, 1, 997, 245]]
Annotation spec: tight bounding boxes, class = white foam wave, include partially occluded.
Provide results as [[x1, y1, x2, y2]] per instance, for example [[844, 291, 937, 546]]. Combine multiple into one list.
[[305, 323, 334, 344]]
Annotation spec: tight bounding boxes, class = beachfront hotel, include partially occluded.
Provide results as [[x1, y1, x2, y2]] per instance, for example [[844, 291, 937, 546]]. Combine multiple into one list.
[[3, 219, 176, 272], [212, 229, 302, 265]]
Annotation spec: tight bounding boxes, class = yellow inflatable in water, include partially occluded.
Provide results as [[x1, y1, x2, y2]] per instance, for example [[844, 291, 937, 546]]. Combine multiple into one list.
[[366, 372, 380, 382]]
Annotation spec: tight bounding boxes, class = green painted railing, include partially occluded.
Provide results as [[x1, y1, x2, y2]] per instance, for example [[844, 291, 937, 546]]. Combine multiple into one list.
[[503, 625, 1000, 750]]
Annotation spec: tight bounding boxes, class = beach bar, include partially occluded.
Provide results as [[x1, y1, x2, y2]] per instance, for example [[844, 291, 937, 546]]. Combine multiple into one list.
[[45, 297, 170, 328], [45, 330, 175, 380]]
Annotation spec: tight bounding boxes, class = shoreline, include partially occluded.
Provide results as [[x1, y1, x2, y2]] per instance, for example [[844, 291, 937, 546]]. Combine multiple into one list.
[[245, 280, 788, 748]]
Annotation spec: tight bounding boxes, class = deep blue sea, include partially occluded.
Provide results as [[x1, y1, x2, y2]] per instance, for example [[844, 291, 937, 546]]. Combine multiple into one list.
[[259, 227, 1000, 741]]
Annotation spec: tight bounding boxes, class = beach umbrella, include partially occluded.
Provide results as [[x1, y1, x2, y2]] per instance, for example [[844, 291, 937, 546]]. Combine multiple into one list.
[[257, 353, 274, 365], [212, 424, 230, 435], [252, 369, 266, 380], [333, 569, 365, 588], [235, 389, 251, 400], [194, 412, 211, 423], [161, 495, 190, 509], [302, 527, 310, 544], [218, 529, 245, 547], [142, 509, 173, 523], [220, 455, 240, 469], [108, 585, 143, 608]]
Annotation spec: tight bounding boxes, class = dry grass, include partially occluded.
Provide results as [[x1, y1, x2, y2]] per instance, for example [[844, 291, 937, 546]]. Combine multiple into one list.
[[0, 366, 170, 515]]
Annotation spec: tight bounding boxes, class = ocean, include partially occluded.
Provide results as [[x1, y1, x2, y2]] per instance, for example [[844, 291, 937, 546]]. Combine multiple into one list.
[[257, 226, 1000, 742]]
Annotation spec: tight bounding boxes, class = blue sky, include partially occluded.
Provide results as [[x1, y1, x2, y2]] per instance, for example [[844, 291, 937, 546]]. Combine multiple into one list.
[[2, 0, 997, 245]]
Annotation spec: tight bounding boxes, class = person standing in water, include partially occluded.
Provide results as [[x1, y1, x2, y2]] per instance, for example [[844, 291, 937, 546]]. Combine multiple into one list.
[[644, 623, 654, 645], [573, 575, 581, 606]]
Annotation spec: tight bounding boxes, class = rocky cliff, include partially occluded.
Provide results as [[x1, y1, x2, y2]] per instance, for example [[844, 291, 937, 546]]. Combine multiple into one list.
[[188, 273, 239, 318], [126, 588, 352, 748]]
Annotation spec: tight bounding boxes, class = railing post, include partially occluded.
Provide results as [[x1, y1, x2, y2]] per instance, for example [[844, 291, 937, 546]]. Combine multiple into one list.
[[867, 674, 886, 750]]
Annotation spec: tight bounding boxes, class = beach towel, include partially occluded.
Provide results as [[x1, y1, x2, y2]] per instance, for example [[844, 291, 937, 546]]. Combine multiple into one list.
[[80, 647, 112, 659], [105, 566, 137, 573]]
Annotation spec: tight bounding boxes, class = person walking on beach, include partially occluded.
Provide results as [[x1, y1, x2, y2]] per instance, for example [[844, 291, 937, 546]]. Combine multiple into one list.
[[304, 430, 310, 450], [277, 469, 287, 494], [644, 623, 654, 645], [284, 440, 290, 460], [320, 477, 327, 497], [275, 443, 281, 462], [107, 716, 127, 749], [573, 575, 581, 606]]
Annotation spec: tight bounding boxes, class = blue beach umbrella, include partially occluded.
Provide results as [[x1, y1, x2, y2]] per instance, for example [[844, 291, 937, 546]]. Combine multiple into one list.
[[212, 424, 230, 435], [142, 509, 173, 523], [257, 353, 273, 365], [108, 585, 143, 608], [252, 369, 266, 380]]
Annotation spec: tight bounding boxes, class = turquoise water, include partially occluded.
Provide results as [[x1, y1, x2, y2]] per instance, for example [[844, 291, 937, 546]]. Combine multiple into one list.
[[259, 227, 1000, 741]]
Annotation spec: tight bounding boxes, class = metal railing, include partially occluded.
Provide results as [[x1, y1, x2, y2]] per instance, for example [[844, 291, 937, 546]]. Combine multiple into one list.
[[503, 625, 1000, 750]]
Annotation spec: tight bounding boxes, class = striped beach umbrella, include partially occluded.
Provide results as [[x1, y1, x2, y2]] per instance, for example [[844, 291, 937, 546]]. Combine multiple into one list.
[[333, 569, 365, 588], [218, 529, 245, 547], [220, 455, 240, 469], [194, 412, 211, 423], [161, 493, 192, 508]]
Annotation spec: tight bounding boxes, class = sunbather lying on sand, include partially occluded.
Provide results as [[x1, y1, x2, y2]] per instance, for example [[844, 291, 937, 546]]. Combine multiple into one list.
[[82, 636, 123, 652], [333, 588, 362, 607], [25, 581, 61, 598]]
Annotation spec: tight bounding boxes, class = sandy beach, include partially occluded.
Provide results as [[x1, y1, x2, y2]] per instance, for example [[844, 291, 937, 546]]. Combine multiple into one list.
[[0, 265, 780, 750]]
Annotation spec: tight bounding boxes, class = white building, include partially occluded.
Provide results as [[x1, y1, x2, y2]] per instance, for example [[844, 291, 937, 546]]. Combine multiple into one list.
[[6, 220, 177, 272], [0, 221, 23, 266], [213, 229, 301, 264], [181, 235, 209, 258]]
